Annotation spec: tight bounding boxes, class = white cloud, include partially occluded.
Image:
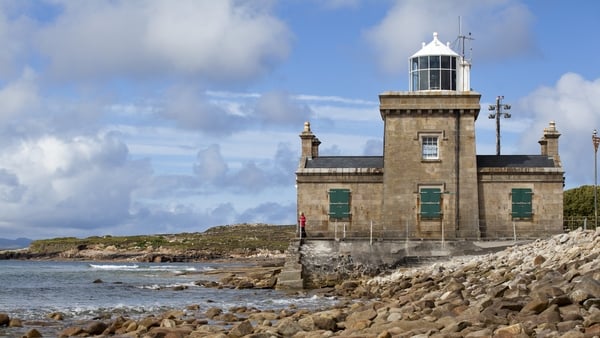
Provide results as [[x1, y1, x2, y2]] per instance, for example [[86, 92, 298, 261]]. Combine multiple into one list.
[[0, 68, 39, 122], [162, 85, 248, 135], [0, 3, 35, 78], [193, 144, 228, 184], [520, 73, 600, 187], [37, 0, 291, 82], [363, 0, 536, 75], [0, 133, 150, 236], [253, 91, 312, 125], [143, 1, 290, 80]]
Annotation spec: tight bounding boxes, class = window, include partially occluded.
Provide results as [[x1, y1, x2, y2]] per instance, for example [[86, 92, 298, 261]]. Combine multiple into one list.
[[430, 70, 440, 90], [512, 188, 533, 219], [329, 189, 350, 219], [420, 188, 441, 219], [422, 136, 439, 160]]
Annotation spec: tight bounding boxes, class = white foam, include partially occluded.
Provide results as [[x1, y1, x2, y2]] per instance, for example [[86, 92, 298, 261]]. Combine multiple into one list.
[[89, 263, 140, 270]]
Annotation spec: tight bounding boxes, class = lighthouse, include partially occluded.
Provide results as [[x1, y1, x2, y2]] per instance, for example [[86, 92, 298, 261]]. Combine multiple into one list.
[[379, 32, 481, 239], [294, 31, 563, 247]]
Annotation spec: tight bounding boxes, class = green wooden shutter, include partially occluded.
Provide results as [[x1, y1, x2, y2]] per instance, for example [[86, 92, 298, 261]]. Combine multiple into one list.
[[512, 188, 532, 218], [329, 189, 350, 219], [420, 188, 441, 219]]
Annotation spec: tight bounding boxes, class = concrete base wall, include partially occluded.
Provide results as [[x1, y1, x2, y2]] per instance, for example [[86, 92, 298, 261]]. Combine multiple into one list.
[[298, 238, 523, 288]]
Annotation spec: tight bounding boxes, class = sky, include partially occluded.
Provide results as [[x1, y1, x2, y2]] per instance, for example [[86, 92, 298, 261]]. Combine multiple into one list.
[[0, 0, 599, 239]]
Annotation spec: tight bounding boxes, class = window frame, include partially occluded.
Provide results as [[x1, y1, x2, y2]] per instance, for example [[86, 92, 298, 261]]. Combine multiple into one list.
[[421, 135, 440, 160]]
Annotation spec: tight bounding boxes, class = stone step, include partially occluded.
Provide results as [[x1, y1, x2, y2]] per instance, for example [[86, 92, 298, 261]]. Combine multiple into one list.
[[276, 278, 304, 290], [277, 270, 302, 281], [283, 261, 302, 269]]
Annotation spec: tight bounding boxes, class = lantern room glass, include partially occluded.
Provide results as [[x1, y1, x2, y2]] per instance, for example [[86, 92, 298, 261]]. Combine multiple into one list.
[[409, 55, 457, 91]]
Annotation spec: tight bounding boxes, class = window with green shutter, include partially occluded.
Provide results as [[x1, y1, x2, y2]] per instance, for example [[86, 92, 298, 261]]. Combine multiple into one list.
[[420, 188, 441, 219], [512, 188, 532, 219], [329, 189, 350, 219]]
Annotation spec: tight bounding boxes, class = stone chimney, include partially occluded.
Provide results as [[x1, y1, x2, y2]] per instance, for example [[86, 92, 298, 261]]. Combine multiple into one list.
[[539, 121, 561, 161], [300, 121, 320, 159]]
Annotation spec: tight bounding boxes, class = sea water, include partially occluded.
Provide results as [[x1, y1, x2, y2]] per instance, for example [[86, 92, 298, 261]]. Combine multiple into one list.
[[0, 260, 337, 329]]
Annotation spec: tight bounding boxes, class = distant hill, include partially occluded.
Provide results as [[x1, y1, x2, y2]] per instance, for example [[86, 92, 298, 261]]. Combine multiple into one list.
[[0, 237, 32, 250]]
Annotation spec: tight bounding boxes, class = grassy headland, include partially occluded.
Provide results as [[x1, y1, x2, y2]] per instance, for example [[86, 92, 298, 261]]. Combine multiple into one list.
[[22, 223, 296, 260]]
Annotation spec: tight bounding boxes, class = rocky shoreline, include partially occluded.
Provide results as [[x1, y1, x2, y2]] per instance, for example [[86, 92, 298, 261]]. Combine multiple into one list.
[[0, 246, 287, 263], [2, 227, 600, 337]]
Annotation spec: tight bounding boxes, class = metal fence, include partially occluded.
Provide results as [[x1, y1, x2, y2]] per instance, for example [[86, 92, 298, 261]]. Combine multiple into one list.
[[563, 216, 598, 232], [296, 218, 591, 242]]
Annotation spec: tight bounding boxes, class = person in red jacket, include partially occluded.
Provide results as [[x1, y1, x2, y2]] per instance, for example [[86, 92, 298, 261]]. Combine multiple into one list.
[[299, 212, 307, 238]]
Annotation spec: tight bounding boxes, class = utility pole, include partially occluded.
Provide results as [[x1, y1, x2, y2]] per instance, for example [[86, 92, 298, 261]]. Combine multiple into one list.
[[488, 96, 512, 156]]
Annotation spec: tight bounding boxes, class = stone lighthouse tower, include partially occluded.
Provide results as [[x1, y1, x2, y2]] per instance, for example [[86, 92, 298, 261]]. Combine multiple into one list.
[[379, 32, 481, 239]]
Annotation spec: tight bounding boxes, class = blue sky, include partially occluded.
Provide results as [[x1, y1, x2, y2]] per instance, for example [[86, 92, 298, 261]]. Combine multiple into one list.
[[0, 0, 599, 239]]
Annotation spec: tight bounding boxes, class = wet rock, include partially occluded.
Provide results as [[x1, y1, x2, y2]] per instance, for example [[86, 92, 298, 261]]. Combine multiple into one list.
[[47, 312, 64, 320], [276, 317, 303, 336], [8, 318, 22, 327], [205, 307, 222, 319], [345, 306, 377, 324], [312, 313, 338, 331], [0, 313, 9, 326], [215, 312, 239, 322], [85, 321, 108, 335], [493, 323, 527, 337], [23, 328, 43, 338], [228, 320, 253, 338], [148, 326, 193, 337], [583, 297, 600, 309], [138, 315, 161, 330], [163, 309, 184, 319], [521, 297, 549, 314], [58, 326, 84, 337]]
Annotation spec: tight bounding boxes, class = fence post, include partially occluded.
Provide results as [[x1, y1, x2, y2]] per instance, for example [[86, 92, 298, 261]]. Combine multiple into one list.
[[334, 220, 338, 241], [441, 218, 445, 249], [370, 220, 373, 246]]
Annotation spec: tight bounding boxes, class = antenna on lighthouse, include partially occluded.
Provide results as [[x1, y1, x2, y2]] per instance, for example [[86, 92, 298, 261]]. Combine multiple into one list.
[[457, 16, 474, 60], [454, 16, 474, 92]]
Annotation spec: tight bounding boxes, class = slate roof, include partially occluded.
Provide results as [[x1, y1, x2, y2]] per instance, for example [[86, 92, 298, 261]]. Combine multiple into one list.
[[476, 155, 555, 168], [304, 155, 556, 169], [305, 156, 384, 169]]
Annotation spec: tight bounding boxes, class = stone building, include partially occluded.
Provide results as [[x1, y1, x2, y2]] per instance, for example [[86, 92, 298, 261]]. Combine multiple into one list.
[[296, 33, 564, 241]]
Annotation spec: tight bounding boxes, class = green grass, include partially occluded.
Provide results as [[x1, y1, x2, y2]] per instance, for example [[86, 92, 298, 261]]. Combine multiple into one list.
[[28, 223, 296, 255]]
